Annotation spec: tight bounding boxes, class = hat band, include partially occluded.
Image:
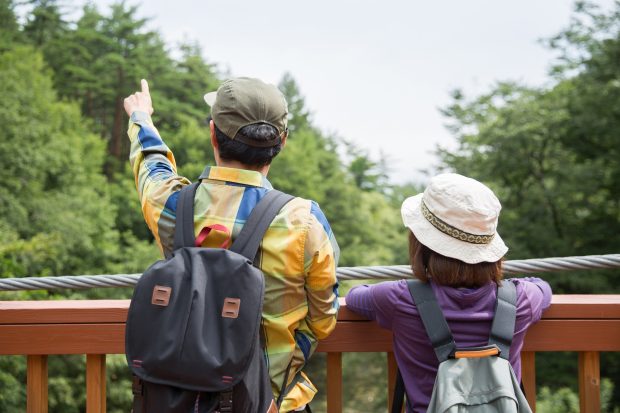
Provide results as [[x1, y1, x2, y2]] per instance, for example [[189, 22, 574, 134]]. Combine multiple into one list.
[[421, 201, 495, 245]]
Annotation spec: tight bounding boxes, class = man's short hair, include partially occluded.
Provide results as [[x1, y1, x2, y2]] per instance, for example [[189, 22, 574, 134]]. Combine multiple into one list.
[[212, 118, 283, 167]]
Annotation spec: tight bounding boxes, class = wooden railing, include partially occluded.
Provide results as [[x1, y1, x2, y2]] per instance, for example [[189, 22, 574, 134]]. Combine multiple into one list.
[[1, 295, 619, 413]]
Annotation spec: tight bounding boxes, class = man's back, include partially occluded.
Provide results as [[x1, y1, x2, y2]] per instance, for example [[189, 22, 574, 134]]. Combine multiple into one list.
[[126, 108, 339, 412]]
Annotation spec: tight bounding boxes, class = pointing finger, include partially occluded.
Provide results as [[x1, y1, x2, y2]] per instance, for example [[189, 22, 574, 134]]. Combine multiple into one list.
[[141, 79, 149, 94]]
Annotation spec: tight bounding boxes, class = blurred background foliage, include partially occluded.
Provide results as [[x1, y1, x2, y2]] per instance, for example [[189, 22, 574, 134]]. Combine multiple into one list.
[[0, 0, 618, 411]]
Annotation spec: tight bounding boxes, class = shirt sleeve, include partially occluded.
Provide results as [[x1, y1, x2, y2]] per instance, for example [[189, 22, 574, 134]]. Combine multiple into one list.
[[512, 277, 553, 324], [345, 280, 404, 330], [127, 111, 190, 255], [300, 202, 340, 349]]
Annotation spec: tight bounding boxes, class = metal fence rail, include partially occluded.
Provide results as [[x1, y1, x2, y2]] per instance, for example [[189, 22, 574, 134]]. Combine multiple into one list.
[[1, 254, 619, 291]]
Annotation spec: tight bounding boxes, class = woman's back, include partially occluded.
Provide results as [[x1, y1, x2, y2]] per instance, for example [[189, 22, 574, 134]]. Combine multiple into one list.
[[346, 277, 551, 412]]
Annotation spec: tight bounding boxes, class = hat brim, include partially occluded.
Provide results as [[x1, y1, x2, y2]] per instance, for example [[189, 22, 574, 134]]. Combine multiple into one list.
[[401, 194, 508, 264], [204, 91, 217, 106]]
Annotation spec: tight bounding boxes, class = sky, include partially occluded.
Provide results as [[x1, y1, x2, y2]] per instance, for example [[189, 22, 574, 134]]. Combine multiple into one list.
[[89, 0, 613, 184]]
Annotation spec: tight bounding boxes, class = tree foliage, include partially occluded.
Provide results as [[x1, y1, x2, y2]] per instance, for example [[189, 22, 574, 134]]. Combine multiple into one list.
[[1, 0, 619, 410], [0, 45, 120, 278]]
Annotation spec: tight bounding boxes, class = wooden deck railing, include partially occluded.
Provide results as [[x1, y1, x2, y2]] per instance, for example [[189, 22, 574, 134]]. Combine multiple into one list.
[[1, 295, 619, 413]]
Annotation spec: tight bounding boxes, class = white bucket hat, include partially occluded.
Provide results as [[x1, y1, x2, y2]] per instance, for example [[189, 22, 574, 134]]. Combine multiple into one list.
[[401, 173, 508, 264]]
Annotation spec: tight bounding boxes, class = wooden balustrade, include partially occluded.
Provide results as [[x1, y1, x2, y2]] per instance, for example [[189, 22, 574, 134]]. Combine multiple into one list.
[[1, 295, 619, 413]]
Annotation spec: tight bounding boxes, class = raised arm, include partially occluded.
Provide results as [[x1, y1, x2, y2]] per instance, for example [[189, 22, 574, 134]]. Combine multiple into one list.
[[124, 79, 190, 255]]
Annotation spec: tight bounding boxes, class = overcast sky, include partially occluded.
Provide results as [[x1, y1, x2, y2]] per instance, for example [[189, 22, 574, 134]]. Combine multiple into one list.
[[90, 0, 613, 184]]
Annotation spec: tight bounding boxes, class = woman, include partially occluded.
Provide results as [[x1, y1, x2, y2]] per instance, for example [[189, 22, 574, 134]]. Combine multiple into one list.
[[346, 173, 551, 412]]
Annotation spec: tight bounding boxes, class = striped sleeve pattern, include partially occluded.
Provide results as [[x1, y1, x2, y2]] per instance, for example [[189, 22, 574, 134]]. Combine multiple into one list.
[[127, 112, 189, 254]]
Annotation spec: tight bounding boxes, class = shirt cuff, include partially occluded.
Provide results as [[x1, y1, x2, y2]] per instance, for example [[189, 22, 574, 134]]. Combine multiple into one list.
[[130, 111, 151, 124]]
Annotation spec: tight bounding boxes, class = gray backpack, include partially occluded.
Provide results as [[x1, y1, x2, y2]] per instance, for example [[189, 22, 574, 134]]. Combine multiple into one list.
[[126, 182, 294, 413], [392, 280, 532, 413]]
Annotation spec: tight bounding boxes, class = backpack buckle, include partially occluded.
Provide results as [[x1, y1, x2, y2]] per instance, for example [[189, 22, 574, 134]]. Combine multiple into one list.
[[452, 344, 501, 359], [218, 390, 233, 413], [151, 285, 171, 307], [222, 298, 241, 319]]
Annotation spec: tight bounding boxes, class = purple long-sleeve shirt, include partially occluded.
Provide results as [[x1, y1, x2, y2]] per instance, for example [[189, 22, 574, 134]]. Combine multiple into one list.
[[346, 277, 552, 413]]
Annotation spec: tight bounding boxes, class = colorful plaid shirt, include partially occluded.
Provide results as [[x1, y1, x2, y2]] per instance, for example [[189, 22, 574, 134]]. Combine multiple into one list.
[[127, 111, 340, 411]]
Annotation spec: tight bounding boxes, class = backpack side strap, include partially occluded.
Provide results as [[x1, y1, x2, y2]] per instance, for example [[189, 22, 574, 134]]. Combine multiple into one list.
[[172, 182, 201, 252], [391, 369, 406, 413], [131, 375, 144, 413], [230, 190, 295, 262], [406, 280, 457, 363], [488, 280, 518, 360]]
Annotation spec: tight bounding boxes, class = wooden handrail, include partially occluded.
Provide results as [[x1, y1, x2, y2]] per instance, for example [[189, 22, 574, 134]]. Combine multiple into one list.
[[1, 295, 619, 413]]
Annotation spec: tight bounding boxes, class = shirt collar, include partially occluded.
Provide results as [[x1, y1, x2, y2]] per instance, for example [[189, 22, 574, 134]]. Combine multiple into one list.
[[199, 166, 273, 189]]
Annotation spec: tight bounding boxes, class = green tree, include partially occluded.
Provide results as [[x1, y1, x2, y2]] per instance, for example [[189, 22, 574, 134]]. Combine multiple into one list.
[[0, 42, 133, 411], [22, 0, 67, 47], [438, 1, 620, 403], [153, 41, 220, 130], [345, 144, 390, 193], [27, 2, 174, 169], [0, 45, 121, 278], [279, 72, 312, 133], [40, 4, 109, 117], [0, 0, 20, 50]]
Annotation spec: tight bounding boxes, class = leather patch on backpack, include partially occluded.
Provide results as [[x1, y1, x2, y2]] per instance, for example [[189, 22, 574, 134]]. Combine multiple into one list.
[[151, 285, 171, 307], [266, 400, 278, 413], [222, 298, 241, 318]]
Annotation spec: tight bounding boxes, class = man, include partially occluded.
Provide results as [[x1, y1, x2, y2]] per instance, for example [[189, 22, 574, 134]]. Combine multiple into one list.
[[123, 77, 339, 412]]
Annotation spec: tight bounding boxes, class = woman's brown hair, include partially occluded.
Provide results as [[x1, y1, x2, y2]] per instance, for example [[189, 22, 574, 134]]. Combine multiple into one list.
[[408, 231, 503, 288]]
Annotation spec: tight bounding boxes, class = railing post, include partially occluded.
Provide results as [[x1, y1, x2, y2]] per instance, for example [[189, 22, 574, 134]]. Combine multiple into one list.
[[27, 355, 48, 413], [86, 354, 106, 413], [521, 351, 536, 412], [326, 352, 342, 413], [578, 351, 600, 413]]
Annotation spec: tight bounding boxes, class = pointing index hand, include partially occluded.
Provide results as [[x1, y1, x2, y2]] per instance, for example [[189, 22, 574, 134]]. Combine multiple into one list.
[[123, 78, 154, 117]]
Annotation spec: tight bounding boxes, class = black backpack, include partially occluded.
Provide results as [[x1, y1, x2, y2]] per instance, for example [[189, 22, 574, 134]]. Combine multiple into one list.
[[126, 182, 294, 413]]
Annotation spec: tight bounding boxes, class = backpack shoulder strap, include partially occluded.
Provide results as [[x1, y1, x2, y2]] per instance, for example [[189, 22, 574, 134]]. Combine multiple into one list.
[[406, 279, 456, 363], [229, 190, 295, 262], [392, 280, 456, 413], [172, 182, 201, 253], [488, 280, 518, 360]]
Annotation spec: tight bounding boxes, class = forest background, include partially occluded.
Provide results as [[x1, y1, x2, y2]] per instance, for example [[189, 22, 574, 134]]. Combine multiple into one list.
[[0, 0, 619, 412]]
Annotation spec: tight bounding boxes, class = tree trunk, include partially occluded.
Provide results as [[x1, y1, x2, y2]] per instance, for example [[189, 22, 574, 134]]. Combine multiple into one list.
[[110, 66, 125, 163], [110, 95, 123, 160]]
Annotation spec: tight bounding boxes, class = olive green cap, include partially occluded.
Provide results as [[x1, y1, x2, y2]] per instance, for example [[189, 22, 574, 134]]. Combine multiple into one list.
[[204, 77, 288, 147]]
